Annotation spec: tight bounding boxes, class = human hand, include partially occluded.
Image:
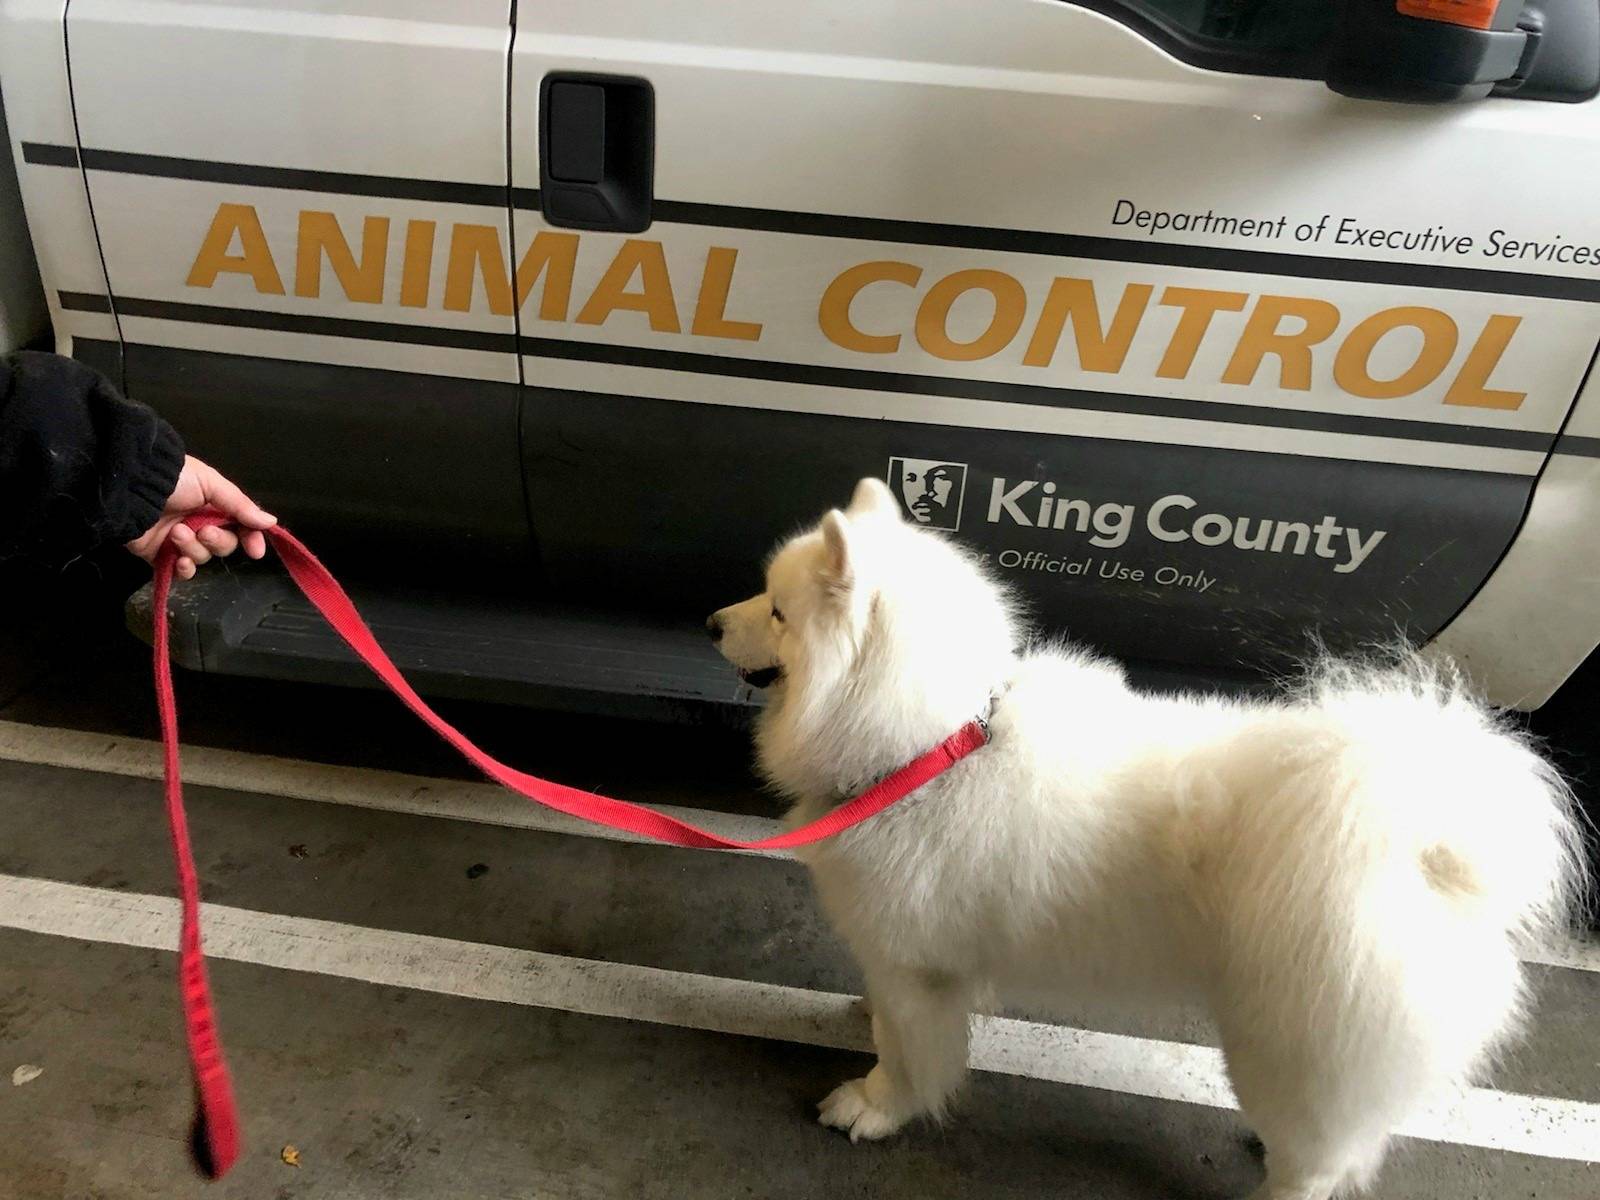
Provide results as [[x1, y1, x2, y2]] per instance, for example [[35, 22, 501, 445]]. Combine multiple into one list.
[[125, 456, 277, 580]]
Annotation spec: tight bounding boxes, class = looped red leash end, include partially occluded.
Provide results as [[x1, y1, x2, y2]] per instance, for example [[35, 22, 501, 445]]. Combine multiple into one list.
[[151, 510, 990, 1179], [155, 513, 242, 1178]]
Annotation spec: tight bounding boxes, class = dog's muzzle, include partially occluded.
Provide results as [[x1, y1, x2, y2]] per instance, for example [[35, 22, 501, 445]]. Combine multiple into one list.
[[705, 612, 781, 688]]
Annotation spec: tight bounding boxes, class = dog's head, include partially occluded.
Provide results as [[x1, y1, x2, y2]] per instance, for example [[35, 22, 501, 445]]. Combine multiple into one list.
[[706, 477, 898, 693], [707, 477, 1017, 721]]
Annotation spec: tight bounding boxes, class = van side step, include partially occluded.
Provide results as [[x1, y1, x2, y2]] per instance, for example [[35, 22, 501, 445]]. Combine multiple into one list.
[[126, 567, 762, 723], [126, 568, 1270, 722]]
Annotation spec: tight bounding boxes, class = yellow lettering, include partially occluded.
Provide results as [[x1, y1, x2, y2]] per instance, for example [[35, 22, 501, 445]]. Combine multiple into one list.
[[916, 269, 1026, 362], [1334, 307, 1458, 400], [1444, 315, 1527, 410], [690, 247, 763, 341], [1221, 295, 1342, 390], [295, 211, 389, 303], [1023, 278, 1152, 371], [818, 261, 923, 354], [1156, 287, 1248, 379], [443, 223, 513, 315], [185, 203, 284, 294], [576, 239, 679, 331], [399, 220, 436, 309], [514, 231, 580, 321]]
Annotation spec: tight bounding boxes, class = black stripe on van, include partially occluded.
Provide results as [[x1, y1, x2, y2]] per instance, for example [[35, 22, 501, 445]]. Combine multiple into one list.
[[513, 335, 1558, 456], [23, 142, 506, 207], [605, 198, 1600, 306], [19, 142, 80, 168], [57, 290, 1563, 457], [23, 141, 1600, 304], [59, 291, 512, 355]]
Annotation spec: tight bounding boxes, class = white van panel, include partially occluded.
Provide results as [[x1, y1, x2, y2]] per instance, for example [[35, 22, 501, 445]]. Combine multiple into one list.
[[0, 0, 118, 352]]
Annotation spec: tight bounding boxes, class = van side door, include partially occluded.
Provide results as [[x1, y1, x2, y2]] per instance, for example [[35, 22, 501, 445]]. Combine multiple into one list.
[[506, 0, 1600, 670], [50, 0, 529, 570]]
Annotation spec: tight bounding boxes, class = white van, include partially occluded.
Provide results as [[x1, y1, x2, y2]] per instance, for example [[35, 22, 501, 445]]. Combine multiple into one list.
[[3, 0, 1598, 714]]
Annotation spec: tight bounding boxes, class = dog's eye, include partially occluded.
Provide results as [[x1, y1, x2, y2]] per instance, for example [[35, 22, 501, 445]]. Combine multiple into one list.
[[771, 605, 784, 623]]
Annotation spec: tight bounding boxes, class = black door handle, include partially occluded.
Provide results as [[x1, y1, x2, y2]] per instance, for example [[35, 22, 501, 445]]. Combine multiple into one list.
[[539, 73, 654, 233]]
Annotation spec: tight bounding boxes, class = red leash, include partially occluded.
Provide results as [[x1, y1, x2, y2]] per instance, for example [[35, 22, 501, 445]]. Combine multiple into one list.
[[153, 513, 990, 1178]]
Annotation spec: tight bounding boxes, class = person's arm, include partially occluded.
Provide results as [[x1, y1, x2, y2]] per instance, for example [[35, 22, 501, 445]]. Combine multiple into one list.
[[0, 351, 274, 575]]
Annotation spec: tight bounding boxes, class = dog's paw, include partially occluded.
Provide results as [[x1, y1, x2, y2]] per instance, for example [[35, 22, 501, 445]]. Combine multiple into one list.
[[817, 1076, 908, 1142]]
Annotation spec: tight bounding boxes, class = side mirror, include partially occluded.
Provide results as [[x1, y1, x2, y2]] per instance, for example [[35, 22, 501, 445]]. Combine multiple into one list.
[[1326, 0, 1598, 104]]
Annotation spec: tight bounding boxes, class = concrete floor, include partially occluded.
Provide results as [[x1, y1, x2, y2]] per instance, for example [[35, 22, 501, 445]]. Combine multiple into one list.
[[1, 559, 1597, 1199]]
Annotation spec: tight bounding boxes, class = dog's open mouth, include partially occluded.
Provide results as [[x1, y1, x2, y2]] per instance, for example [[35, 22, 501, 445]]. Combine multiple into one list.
[[738, 666, 782, 689]]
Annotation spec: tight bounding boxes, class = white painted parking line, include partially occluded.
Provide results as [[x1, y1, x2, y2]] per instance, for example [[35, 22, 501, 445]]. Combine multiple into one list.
[[1520, 939, 1600, 975], [3, 719, 1596, 970], [1, 874, 1596, 1163], [0, 719, 785, 856]]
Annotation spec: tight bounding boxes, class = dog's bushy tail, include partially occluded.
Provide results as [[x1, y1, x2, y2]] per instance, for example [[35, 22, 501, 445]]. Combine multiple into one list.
[[1298, 648, 1590, 946]]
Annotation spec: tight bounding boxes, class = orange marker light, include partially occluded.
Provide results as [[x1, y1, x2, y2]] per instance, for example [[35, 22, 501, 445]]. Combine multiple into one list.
[[1396, 0, 1500, 29]]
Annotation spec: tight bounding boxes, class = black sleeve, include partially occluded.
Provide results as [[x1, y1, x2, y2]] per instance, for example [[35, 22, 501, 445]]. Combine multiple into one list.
[[0, 351, 185, 565]]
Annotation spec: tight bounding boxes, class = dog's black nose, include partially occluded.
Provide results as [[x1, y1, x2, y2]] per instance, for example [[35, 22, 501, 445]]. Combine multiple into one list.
[[705, 614, 724, 643]]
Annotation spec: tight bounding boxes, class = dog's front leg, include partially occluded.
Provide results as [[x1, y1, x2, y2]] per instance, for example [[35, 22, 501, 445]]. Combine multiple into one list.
[[819, 969, 973, 1142]]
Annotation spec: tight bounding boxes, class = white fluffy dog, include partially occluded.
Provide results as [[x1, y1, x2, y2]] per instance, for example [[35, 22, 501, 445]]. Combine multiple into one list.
[[708, 477, 1585, 1200]]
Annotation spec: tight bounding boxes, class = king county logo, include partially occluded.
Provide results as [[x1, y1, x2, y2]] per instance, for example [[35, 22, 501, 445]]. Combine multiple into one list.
[[887, 457, 969, 532]]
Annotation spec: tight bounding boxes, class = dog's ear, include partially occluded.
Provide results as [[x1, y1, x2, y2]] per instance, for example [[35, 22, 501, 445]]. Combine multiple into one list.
[[846, 477, 900, 523], [820, 510, 853, 587]]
